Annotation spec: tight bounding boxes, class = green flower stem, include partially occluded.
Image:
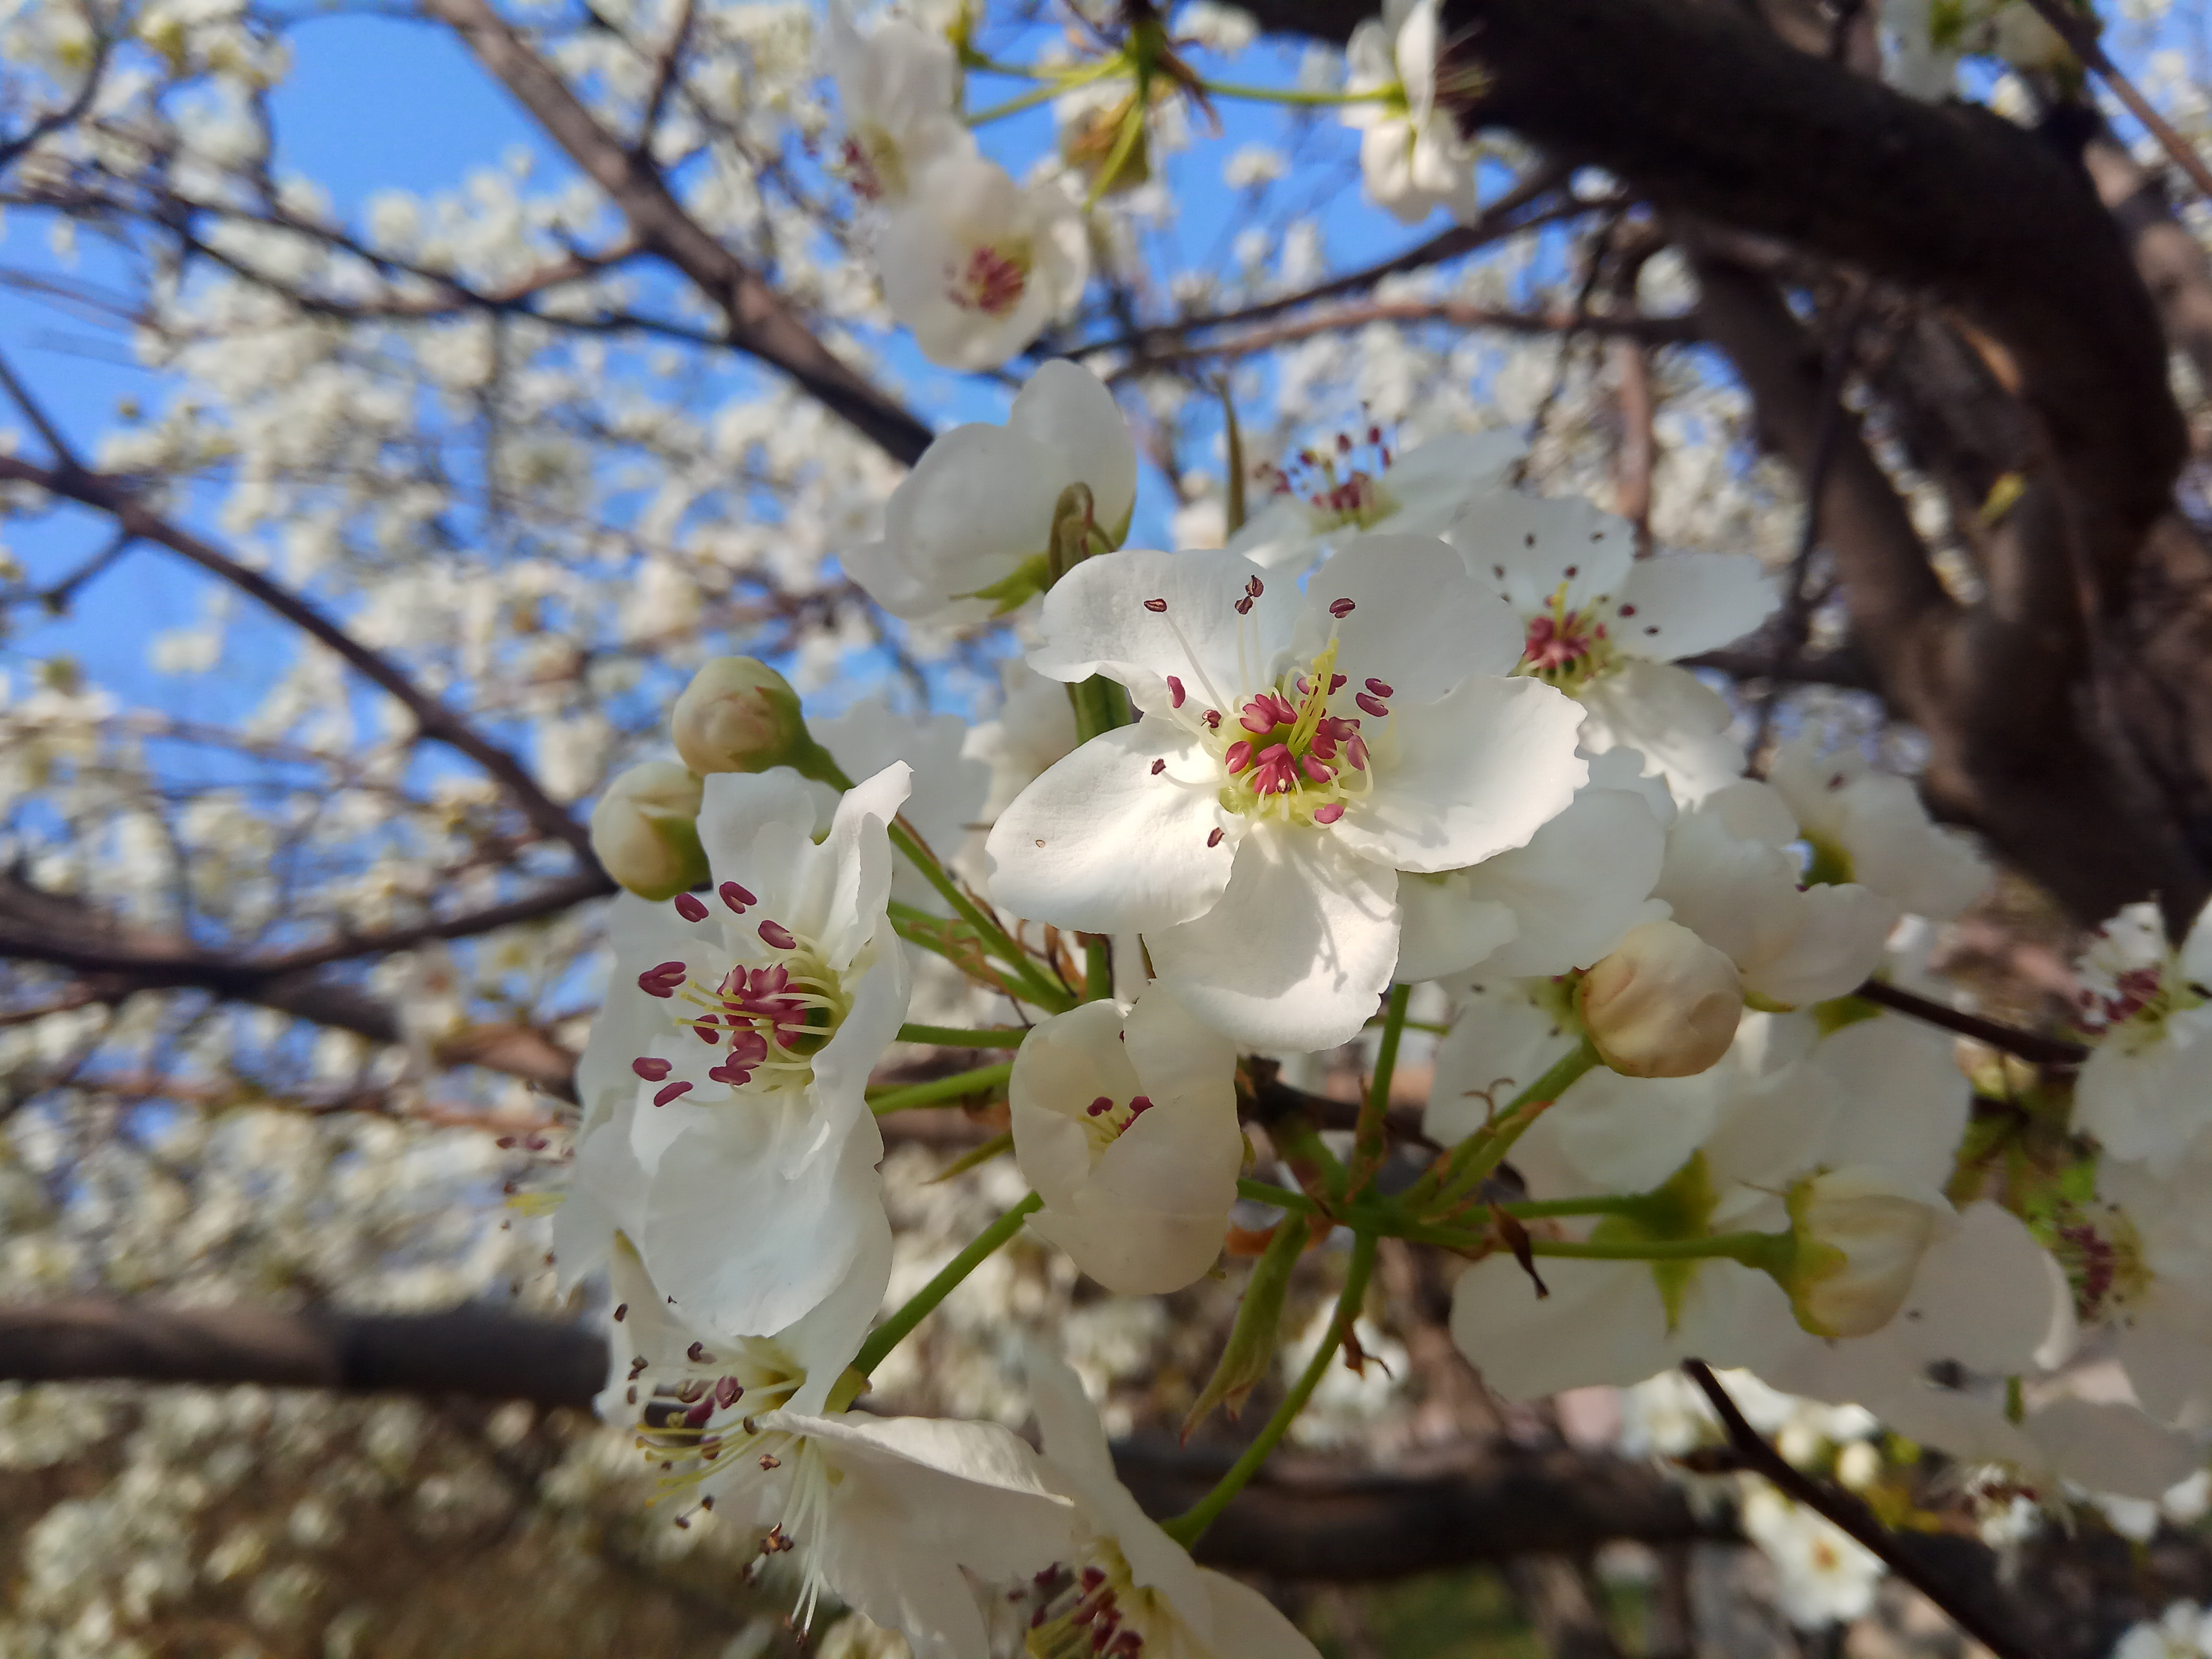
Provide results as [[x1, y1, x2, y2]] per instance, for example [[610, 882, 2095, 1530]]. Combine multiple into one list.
[[1499, 1195, 1660, 1222], [1084, 935, 1114, 1002], [966, 56, 1126, 125], [1236, 1177, 1327, 1217], [1430, 1037, 1602, 1206], [1352, 983, 1412, 1188], [1195, 77, 1398, 106], [883, 819, 1074, 1013], [895, 1023, 1031, 1050], [1262, 1103, 1349, 1201], [850, 1193, 1044, 1379], [1084, 97, 1149, 208], [1160, 1229, 1378, 1547], [867, 1061, 1015, 1115]]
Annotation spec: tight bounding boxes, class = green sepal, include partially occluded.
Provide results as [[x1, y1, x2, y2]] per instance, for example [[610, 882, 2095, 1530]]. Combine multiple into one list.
[[1183, 1217, 1309, 1438]]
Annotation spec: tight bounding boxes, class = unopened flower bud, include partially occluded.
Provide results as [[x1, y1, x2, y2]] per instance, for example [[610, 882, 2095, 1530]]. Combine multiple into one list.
[[590, 761, 708, 900], [670, 657, 808, 776], [1777, 1167, 1956, 1338], [1576, 919, 1742, 1078]]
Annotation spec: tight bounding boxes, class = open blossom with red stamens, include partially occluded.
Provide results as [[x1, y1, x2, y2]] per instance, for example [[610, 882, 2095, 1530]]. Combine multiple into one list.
[[560, 765, 914, 1344], [2069, 898, 2212, 1164], [985, 534, 1587, 1049]]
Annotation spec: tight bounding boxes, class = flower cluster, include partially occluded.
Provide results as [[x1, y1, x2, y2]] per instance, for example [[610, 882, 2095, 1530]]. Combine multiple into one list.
[[566, 348, 2212, 1645]]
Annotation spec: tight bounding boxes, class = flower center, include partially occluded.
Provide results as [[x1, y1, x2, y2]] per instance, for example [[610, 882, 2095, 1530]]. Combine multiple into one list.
[[1015, 1541, 1152, 1659], [839, 127, 903, 201], [2050, 1204, 2152, 1325], [1077, 1091, 1156, 1156], [622, 1333, 802, 1501], [1514, 580, 1619, 694], [632, 885, 853, 1102], [1143, 582, 1385, 834], [1254, 423, 1400, 532], [949, 239, 1033, 316]]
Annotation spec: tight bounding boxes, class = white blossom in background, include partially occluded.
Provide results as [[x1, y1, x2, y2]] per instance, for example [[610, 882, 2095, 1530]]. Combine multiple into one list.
[[816, 692, 992, 910], [987, 536, 1587, 1046], [1451, 487, 1777, 800], [2071, 899, 2212, 1164], [1226, 426, 1524, 573], [1010, 990, 1242, 1293], [876, 152, 1090, 369], [1340, 0, 1481, 224], [563, 766, 911, 1339], [845, 361, 1137, 625], [1740, 1486, 1885, 1628], [825, 0, 975, 206], [1767, 732, 1992, 921]]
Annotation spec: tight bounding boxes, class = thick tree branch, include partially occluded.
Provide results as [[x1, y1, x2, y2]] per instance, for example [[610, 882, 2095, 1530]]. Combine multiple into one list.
[[421, 0, 936, 466]]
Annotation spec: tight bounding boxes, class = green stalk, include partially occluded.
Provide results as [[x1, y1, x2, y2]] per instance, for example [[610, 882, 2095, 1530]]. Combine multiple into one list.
[[1160, 1230, 1378, 1546], [1235, 1177, 1326, 1218], [1351, 983, 1411, 1191], [895, 1024, 1030, 1050], [966, 56, 1126, 125], [1429, 1037, 1602, 1205], [1084, 935, 1114, 1002], [1085, 95, 1150, 208], [1498, 1195, 1657, 1221], [1527, 1231, 1784, 1267], [884, 819, 1073, 1013], [850, 1194, 1044, 1378], [868, 1061, 1015, 1115]]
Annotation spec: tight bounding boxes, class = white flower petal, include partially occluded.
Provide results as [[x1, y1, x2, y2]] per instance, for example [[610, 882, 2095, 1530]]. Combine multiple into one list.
[[1614, 551, 1778, 662], [1307, 532, 1526, 692]]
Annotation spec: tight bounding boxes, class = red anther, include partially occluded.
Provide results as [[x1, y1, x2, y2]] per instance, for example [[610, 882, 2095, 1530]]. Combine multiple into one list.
[[1143, 597, 1169, 614], [1086, 1095, 1114, 1117], [1364, 677, 1393, 697], [1150, 758, 1166, 776], [1367, 424, 1381, 443], [1081, 1568, 1107, 1591], [496, 1136, 517, 1149], [674, 893, 708, 922], [684, 1397, 715, 1429], [1356, 692, 1389, 718], [1127, 1094, 1154, 1117], [638, 961, 689, 998], [715, 1376, 743, 1406], [1380, 447, 1391, 466], [1203, 709, 1221, 729], [653, 1080, 694, 1107], [758, 919, 798, 951], [719, 881, 756, 912], [1245, 574, 1264, 597], [707, 1059, 754, 1086], [1329, 673, 1347, 692], [1313, 802, 1345, 824], [1234, 595, 1255, 615], [1300, 755, 1335, 784], [1348, 734, 1370, 770], [1239, 702, 1276, 735], [1166, 675, 1185, 707], [1618, 604, 1638, 616], [759, 1453, 781, 1470], [1298, 448, 1318, 465], [1336, 432, 1352, 453], [1251, 744, 1298, 794], [1564, 564, 1578, 579], [525, 1135, 548, 1151], [1207, 827, 1225, 848], [694, 1019, 722, 1044], [1223, 739, 1253, 774], [614, 1303, 629, 1321], [688, 1341, 710, 1362], [632, 1057, 673, 1082]]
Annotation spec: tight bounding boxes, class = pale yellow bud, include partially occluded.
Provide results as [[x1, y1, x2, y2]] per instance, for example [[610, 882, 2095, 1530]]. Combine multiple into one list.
[[1779, 1167, 1956, 1338], [669, 657, 808, 776], [1576, 919, 1742, 1078], [589, 761, 708, 900]]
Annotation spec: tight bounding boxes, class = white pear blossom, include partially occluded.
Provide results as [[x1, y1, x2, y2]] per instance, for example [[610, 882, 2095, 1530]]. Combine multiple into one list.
[[563, 766, 911, 1339], [1655, 781, 1900, 1008], [816, 691, 991, 911], [1768, 734, 1991, 921], [1451, 489, 1778, 800], [1395, 743, 1672, 984], [876, 152, 1088, 370], [1010, 990, 1242, 1294], [1226, 427, 1524, 574], [2071, 899, 2212, 1165], [986, 537, 1587, 1048], [846, 361, 1138, 624], [825, 0, 975, 205], [600, 1241, 1078, 1659], [1340, 0, 1480, 224], [1779, 1166, 1958, 1339], [1740, 1486, 1885, 1628], [1577, 918, 1745, 1079], [1021, 1350, 1324, 1659], [2087, 1143, 2212, 1430]]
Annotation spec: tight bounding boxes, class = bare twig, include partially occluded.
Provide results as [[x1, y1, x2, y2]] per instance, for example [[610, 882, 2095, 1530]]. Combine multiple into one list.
[[1681, 1361, 2041, 1659], [2015, 0, 2212, 206], [1851, 977, 2088, 1066]]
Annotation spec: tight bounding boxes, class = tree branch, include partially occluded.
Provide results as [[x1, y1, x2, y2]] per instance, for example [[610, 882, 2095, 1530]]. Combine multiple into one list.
[[422, 0, 936, 465]]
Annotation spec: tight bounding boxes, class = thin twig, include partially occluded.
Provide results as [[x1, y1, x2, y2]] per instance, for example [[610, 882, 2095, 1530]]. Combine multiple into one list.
[[1851, 977, 2088, 1066], [634, 0, 699, 153], [2016, 0, 2212, 205], [1681, 1362, 2040, 1659]]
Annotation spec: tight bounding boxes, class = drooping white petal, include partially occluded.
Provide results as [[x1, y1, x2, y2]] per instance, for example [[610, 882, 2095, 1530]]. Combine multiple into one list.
[[985, 721, 1236, 933], [1010, 358, 1139, 534], [1147, 822, 1400, 1049], [1612, 551, 1778, 662], [1335, 674, 1586, 874], [1809, 1016, 1971, 1193]]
